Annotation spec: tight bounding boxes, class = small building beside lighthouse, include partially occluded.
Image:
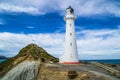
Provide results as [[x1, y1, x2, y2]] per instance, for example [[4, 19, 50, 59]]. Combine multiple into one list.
[[59, 6, 79, 64]]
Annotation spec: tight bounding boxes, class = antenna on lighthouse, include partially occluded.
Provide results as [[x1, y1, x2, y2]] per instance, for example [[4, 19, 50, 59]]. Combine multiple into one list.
[[59, 6, 79, 64]]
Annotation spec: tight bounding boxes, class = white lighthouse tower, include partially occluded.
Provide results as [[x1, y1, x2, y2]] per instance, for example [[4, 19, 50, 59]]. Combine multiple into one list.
[[59, 6, 79, 64]]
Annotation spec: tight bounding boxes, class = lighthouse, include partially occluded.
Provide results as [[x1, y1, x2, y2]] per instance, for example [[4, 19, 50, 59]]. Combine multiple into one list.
[[59, 6, 79, 64]]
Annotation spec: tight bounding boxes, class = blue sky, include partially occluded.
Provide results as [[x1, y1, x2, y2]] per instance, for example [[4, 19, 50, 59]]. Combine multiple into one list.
[[0, 0, 120, 60]]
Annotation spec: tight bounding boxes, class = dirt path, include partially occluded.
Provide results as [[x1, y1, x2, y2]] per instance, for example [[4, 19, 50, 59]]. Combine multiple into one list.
[[74, 66, 120, 80], [89, 71, 119, 80], [73, 64, 120, 80], [54, 63, 120, 80]]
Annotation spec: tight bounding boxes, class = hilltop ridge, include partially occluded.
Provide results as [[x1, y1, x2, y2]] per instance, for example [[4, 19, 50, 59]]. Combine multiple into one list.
[[0, 55, 7, 59], [0, 43, 58, 77]]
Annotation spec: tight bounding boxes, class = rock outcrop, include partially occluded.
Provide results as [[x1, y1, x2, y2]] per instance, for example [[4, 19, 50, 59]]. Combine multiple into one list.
[[2, 61, 39, 80], [0, 44, 58, 78]]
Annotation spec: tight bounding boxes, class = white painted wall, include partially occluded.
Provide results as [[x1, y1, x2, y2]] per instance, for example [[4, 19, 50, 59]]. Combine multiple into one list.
[[59, 7, 79, 63]]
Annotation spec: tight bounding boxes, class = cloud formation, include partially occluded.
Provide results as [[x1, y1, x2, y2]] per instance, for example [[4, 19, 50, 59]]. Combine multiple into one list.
[[0, 3, 39, 15], [0, 0, 120, 17], [27, 26, 35, 29], [0, 32, 64, 57], [76, 29, 120, 59], [0, 28, 120, 59]]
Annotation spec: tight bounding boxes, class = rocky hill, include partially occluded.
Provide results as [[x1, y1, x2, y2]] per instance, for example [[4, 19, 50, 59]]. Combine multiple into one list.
[[0, 44, 58, 78], [0, 56, 7, 59]]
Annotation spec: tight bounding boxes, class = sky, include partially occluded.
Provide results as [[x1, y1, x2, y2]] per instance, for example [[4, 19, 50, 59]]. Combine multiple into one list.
[[0, 0, 120, 60]]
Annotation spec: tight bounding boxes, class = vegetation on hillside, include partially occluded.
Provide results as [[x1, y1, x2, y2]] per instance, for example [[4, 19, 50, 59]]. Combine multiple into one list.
[[0, 43, 58, 77]]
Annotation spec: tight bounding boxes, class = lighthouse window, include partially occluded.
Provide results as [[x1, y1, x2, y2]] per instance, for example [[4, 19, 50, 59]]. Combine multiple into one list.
[[70, 43, 72, 46], [70, 33, 72, 36]]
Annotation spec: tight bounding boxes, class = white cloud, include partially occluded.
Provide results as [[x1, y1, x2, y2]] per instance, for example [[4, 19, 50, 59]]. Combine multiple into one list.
[[0, 3, 40, 15], [27, 26, 35, 29], [77, 28, 120, 59], [0, 0, 120, 17], [0, 32, 64, 57], [0, 28, 120, 59]]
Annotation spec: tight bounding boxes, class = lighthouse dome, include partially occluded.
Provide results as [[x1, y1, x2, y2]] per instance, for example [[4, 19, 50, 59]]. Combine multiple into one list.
[[66, 6, 74, 14]]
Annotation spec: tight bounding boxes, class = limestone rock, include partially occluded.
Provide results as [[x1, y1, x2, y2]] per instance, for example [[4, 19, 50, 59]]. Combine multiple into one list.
[[2, 61, 39, 80]]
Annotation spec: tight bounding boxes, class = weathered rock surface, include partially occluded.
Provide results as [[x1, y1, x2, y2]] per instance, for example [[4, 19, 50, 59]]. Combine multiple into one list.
[[36, 63, 109, 80], [1, 61, 39, 80], [0, 44, 58, 77]]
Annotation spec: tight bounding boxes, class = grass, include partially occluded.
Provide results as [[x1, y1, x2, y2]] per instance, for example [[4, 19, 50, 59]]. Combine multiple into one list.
[[0, 43, 58, 77]]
